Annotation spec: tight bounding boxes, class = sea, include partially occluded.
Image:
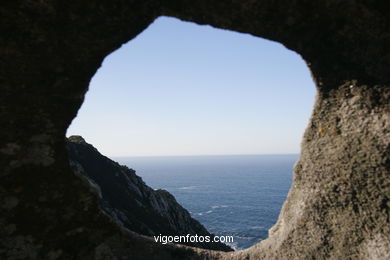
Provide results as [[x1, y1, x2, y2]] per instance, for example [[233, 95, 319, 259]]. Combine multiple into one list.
[[115, 154, 297, 250]]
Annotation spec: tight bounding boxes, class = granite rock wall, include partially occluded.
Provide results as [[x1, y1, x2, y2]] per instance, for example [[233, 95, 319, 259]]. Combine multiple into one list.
[[1, 1, 389, 259]]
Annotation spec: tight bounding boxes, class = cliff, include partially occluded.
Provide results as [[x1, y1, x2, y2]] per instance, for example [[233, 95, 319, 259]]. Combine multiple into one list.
[[66, 135, 232, 252]]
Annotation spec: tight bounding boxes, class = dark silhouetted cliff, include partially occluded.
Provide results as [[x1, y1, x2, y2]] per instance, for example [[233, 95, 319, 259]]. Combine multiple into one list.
[[66, 135, 232, 252]]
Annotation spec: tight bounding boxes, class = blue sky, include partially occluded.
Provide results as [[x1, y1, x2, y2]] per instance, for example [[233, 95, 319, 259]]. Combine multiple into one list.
[[66, 16, 316, 156]]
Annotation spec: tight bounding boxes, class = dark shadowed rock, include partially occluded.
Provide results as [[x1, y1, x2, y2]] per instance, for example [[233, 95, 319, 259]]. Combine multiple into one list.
[[66, 136, 233, 252], [0, 1, 389, 259]]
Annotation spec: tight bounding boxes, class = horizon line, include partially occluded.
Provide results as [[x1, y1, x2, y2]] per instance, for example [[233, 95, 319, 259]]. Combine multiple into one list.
[[111, 153, 300, 158]]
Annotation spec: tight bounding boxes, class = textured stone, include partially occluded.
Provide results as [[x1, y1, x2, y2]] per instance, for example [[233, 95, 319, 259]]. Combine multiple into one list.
[[0, 1, 389, 259]]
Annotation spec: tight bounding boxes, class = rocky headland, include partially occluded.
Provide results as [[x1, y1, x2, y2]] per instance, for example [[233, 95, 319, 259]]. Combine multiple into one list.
[[66, 135, 232, 252]]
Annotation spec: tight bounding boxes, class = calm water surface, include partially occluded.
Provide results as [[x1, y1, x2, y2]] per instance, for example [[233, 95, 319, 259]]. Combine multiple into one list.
[[116, 154, 297, 250]]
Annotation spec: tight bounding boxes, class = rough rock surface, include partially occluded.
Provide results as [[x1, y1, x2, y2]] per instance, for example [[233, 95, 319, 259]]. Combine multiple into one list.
[[0, 1, 389, 259], [66, 135, 232, 252]]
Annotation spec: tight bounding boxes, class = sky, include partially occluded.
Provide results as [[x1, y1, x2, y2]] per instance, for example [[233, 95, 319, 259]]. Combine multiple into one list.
[[66, 16, 316, 157]]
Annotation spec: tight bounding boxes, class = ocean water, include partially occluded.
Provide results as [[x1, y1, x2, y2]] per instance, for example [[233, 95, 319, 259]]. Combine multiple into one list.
[[115, 154, 297, 250]]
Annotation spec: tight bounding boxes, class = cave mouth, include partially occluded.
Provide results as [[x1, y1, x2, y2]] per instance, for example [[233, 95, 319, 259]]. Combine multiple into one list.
[[66, 16, 315, 251]]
